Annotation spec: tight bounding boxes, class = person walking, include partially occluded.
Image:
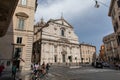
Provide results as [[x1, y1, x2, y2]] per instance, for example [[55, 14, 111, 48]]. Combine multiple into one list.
[[46, 63, 50, 74], [39, 62, 46, 79], [12, 64, 17, 80], [0, 63, 5, 77], [34, 63, 39, 74]]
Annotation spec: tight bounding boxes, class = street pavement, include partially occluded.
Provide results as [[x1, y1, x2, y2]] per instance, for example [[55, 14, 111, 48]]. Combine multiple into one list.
[[49, 64, 120, 80], [1, 64, 120, 80], [0, 71, 13, 80]]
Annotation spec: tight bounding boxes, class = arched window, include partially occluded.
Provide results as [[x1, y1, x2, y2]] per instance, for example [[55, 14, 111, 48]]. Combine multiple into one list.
[[61, 29, 64, 36]]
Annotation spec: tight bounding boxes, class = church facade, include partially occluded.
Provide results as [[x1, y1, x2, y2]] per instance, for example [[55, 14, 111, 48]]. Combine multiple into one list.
[[33, 18, 81, 64]]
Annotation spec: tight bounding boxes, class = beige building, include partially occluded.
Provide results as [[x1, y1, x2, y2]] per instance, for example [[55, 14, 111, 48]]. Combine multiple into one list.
[[33, 17, 81, 65], [103, 33, 118, 62], [79, 43, 96, 64], [0, 0, 37, 71], [108, 0, 120, 59], [99, 45, 105, 61]]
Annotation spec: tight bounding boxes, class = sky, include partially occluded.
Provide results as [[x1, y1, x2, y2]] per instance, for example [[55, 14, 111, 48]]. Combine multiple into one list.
[[35, 0, 114, 53]]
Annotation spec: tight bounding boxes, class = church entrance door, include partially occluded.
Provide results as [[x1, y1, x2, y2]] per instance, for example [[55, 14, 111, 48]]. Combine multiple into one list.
[[62, 54, 66, 62]]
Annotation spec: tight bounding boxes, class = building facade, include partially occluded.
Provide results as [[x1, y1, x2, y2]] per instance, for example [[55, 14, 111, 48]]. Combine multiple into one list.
[[99, 45, 106, 61], [0, 0, 37, 71], [79, 43, 96, 64], [103, 33, 118, 62], [33, 18, 81, 65], [108, 0, 120, 59]]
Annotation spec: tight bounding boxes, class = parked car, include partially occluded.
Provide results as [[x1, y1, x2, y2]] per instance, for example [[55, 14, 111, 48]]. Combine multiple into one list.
[[94, 61, 103, 68], [102, 62, 110, 67]]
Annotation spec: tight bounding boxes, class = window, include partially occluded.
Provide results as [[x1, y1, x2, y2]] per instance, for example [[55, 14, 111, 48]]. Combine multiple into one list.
[[69, 31, 71, 34], [117, 0, 120, 7], [112, 9, 115, 19], [114, 26, 117, 32], [6, 61, 10, 66], [16, 12, 28, 30], [117, 35, 120, 46], [21, 0, 27, 6], [112, 13, 114, 20], [114, 22, 118, 33], [14, 48, 22, 59], [17, 37, 22, 44], [54, 27, 57, 30], [18, 18, 24, 30], [61, 29, 64, 36], [116, 22, 118, 30]]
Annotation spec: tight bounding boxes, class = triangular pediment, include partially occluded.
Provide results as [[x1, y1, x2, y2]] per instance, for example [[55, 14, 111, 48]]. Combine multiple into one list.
[[51, 18, 73, 28]]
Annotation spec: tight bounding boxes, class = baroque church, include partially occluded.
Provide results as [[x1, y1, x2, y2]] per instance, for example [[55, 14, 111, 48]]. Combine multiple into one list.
[[33, 17, 81, 64]]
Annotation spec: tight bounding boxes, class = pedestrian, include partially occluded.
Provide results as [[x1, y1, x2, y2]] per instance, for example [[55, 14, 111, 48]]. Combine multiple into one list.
[[34, 63, 39, 74], [39, 62, 46, 79], [31, 63, 34, 70], [41, 62, 46, 69], [42, 62, 46, 74], [0, 63, 5, 76], [35, 63, 39, 70], [46, 63, 50, 74], [12, 64, 17, 80], [0, 66, 2, 77]]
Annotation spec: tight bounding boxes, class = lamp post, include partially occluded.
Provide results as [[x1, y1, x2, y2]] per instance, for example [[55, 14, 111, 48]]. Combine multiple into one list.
[[94, 0, 108, 8]]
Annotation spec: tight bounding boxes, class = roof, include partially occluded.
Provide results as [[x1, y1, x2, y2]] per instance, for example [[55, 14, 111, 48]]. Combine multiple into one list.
[[79, 43, 96, 48], [48, 18, 73, 29]]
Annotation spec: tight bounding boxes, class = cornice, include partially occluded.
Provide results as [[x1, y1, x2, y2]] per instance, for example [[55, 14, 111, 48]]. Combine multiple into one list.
[[108, 0, 116, 16]]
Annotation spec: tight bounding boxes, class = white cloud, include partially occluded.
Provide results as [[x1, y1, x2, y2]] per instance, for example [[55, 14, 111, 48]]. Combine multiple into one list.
[[36, 0, 107, 22]]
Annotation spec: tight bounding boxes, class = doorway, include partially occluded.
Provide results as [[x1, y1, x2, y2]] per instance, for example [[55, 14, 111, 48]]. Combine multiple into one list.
[[13, 47, 22, 70], [62, 54, 66, 62], [54, 55, 57, 63], [68, 56, 72, 62]]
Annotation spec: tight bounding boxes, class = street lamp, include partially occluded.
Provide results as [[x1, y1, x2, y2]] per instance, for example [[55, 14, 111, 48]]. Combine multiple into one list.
[[94, 0, 108, 8], [94, 0, 100, 8]]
